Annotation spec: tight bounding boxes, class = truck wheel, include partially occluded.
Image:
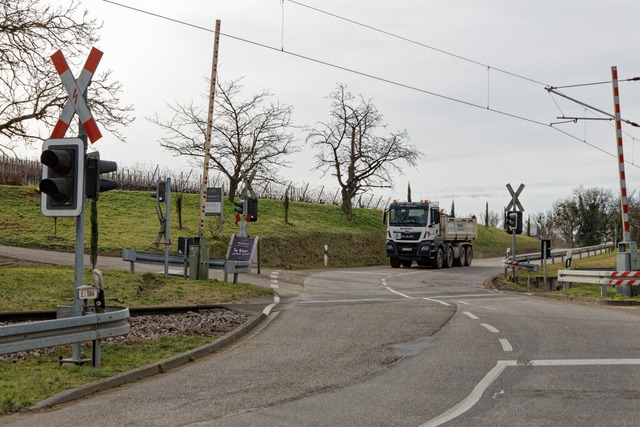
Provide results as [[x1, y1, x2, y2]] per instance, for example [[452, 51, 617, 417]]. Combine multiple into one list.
[[465, 246, 473, 266], [390, 257, 401, 268], [458, 246, 467, 267], [444, 246, 454, 268], [401, 260, 412, 268], [434, 247, 444, 269]]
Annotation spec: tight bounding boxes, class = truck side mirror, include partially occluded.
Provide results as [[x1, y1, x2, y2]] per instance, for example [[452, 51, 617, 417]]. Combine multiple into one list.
[[382, 209, 388, 223]]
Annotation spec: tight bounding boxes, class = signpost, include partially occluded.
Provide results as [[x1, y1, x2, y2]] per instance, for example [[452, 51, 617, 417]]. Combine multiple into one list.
[[506, 183, 525, 281], [49, 47, 103, 365]]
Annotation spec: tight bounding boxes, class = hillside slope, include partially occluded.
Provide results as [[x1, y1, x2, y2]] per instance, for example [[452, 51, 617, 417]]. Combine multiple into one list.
[[0, 186, 541, 269]]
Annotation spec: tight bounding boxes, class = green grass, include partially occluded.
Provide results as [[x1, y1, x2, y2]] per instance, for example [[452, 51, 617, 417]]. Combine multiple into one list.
[[0, 266, 272, 312], [0, 336, 214, 414]]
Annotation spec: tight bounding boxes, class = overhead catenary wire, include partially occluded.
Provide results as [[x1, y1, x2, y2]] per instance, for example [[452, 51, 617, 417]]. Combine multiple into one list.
[[101, 0, 640, 169]]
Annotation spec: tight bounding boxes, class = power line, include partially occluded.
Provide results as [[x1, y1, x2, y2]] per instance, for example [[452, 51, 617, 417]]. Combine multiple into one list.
[[287, 0, 550, 87], [101, 0, 638, 168]]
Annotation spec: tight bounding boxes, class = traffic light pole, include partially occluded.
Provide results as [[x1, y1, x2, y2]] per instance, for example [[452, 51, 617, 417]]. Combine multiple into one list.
[[511, 195, 517, 282], [70, 130, 88, 364]]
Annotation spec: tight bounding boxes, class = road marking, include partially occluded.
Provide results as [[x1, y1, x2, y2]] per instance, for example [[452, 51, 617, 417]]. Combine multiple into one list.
[[456, 301, 470, 305], [385, 286, 413, 299], [463, 312, 479, 320], [421, 360, 516, 427], [499, 338, 513, 352], [481, 323, 500, 333], [422, 358, 640, 427], [528, 358, 640, 366], [423, 297, 450, 306]]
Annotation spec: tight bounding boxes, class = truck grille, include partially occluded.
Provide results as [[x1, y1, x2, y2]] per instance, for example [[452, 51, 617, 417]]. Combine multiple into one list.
[[394, 232, 421, 241]]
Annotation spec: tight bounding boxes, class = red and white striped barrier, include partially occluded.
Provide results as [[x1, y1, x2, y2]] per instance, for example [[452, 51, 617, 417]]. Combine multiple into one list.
[[502, 259, 539, 272], [558, 269, 640, 286], [609, 271, 640, 286]]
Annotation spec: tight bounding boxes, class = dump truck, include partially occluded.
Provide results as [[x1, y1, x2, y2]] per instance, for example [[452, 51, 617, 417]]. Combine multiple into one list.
[[383, 200, 477, 268]]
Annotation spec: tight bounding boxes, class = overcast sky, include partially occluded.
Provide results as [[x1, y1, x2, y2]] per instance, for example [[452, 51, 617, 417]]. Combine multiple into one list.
[[32, 0, 640, 218]]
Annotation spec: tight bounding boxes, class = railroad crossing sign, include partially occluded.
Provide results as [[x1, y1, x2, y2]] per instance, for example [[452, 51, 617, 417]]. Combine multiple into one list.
[[506, 183, 525, 212], [50, 47, 103, 144]]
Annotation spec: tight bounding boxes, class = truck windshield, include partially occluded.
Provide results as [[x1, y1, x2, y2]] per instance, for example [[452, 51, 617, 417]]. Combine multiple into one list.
[[389, 208, 428, 226]]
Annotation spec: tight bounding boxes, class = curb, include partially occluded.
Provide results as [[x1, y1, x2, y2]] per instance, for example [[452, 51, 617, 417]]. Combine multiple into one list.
[[30, 303, 275, 411]]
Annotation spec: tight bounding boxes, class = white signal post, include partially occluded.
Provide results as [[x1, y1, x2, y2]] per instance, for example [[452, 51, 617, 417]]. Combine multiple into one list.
[[50, 48, 103, 144], [199, 20, 221, 236]]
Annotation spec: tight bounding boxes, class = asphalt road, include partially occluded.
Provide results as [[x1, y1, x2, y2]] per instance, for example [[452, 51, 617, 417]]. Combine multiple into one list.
[[3, 252, 640, 426]]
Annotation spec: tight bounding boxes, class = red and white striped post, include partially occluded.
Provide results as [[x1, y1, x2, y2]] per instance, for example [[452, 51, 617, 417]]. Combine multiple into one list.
[[198, 19, 221, 236], [611, 66, 632, 244]]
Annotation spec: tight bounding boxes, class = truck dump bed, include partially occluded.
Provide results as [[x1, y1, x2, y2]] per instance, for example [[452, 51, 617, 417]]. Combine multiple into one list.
[[440, 215, 477, 241]]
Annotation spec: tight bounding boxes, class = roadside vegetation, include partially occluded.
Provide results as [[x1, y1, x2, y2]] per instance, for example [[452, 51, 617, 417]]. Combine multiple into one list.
[[492, 250, 640, 301]]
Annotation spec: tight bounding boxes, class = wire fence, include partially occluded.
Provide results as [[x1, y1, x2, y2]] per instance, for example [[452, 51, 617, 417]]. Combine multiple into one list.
[[0, 156, 389, 210]]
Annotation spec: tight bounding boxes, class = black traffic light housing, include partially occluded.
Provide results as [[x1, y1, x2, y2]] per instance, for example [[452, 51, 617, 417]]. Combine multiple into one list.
[[507, 211, 523, 235], [247, 197, 258, 222], [150, 181, 166, 202], [85, 151, 117, 202], [40, 138, 84, 217], [234, 199, 245, 215]]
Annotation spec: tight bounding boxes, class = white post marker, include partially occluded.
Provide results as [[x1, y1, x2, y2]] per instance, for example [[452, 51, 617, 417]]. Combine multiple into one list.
[[50, 48, 103, 144]]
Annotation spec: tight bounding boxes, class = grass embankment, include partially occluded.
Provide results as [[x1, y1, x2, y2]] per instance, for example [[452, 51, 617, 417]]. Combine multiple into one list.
[[0, 185, 541, 268]]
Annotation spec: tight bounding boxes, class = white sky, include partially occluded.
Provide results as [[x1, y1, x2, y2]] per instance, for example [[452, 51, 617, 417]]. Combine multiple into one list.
[[28, 0, 640, 218]]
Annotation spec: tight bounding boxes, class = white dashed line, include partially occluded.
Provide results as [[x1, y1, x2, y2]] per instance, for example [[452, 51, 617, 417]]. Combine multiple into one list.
[[463, 312, 479, 320], [499, 338, 513, 352], [423, 297, 450, 306], [481, 323, 500, 333]]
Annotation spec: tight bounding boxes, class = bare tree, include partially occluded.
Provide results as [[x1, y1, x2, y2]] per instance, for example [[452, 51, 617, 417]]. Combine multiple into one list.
[[0, 0, 134, 155], [148, 78, 298, 201], [307, 84, 422, 219]]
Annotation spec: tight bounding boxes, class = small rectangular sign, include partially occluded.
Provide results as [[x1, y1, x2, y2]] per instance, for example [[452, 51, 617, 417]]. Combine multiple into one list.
[[78, 286, 99, 300], [228, 236, 256, 261], [205, 187, 223, 216]]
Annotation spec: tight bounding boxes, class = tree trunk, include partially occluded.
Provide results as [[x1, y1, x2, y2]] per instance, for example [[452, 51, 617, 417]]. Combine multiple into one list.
[[341, 188, 354, 221]]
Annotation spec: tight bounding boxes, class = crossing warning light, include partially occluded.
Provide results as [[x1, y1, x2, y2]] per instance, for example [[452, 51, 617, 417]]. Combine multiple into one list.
[[39, 138, 84, 217], [85, 151, 117, 202]]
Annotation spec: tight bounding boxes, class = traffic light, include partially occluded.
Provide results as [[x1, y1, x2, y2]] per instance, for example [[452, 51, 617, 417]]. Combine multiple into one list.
[[247, 197, 258, 222], [39, 138, 84, 217], [234, 199, 245, 215], [85, 151, 117, 202], [506, 211, 523, 234], [150, 180, 166, 202]]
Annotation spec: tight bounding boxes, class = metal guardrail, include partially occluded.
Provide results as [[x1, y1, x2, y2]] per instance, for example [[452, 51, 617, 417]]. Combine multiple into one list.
[[512, 242, 614, 264], [122, 249, 225, 272], [122, 249, 251, 283], [0, 307, 130, 355]]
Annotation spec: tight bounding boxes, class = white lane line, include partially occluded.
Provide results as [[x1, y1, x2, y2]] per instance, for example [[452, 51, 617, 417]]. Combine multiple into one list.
[[385, 286, 413, 299], [481, 323, 500, 333], [529, 358, 640, 366], [463, 312, 479, 320], [421, 360, 517, 427], [457, 301, 470, 305], [499, 338, 513, 352], [422, 358, 640, 427], [423, 297, 450, 306], [271, 284, 280, 289]]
